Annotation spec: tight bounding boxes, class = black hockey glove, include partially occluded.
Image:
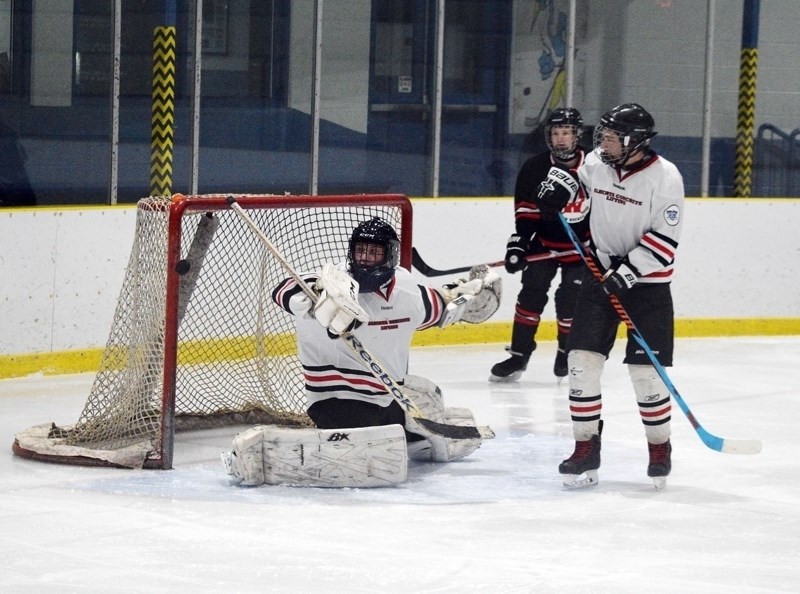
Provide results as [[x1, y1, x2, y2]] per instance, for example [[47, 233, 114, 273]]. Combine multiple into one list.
[[537, 165, 579, 221], [602, 258, 639, 297], [504, 234, 528, 273]]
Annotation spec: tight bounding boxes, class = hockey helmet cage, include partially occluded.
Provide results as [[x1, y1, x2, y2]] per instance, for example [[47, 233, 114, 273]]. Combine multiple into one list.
[[545, 107, 584, 161], [347, 217, 400, 293], [594, 103, 657, 165]]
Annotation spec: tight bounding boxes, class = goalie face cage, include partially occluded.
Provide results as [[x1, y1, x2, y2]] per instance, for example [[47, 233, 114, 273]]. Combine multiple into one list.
[[12, 194, 413, 469]]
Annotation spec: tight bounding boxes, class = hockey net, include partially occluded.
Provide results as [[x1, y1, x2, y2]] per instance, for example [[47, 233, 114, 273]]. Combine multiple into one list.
[[12, 193, 413, 469]]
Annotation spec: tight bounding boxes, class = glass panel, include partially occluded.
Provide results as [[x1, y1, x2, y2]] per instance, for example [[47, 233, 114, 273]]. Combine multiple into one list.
[[111, 2, 194, 202], [438, 0, 512, 196], [371, 1, 422, 103], [7, 1, 797, 205], [197, 0, 309, 195], [0, 1, 112, 204], [364, 0, 432, 196], [0, 0, 37, 206], [443, 1, 481, 97]]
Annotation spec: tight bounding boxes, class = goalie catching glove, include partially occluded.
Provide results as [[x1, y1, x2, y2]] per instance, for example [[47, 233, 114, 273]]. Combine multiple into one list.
[[439, 265, 502, 327], [313, 262, 370, 336], [537, 164, 579, 220]]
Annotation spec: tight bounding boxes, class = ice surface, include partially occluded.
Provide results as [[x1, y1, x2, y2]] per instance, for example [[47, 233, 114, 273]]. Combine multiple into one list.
[[1, 337, 797, 593]]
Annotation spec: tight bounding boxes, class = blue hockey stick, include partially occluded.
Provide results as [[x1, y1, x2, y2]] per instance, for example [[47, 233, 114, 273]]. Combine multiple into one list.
[[557, 213, 761, 455]]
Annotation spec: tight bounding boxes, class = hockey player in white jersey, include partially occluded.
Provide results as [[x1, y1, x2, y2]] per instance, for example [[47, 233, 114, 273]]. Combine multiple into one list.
[[223, 217, 501, 487], [538, 103, 684, 489]]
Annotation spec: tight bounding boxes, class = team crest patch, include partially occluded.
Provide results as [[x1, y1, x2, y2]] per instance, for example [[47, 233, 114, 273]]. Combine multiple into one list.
[[664, 204, 680, 226]]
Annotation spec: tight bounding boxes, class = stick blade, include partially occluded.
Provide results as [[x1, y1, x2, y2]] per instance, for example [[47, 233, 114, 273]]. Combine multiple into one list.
[[720, 439, 763, 455], [414, 417, 494, 440], [698, 426, 762, 455]]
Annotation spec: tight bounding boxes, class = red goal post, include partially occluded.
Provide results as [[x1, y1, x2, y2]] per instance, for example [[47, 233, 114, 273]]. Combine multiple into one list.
[[12, 193, 413, 469]]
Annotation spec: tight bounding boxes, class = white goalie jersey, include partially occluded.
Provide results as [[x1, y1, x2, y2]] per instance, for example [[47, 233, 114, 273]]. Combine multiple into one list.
[[271, 264, 447, 408]]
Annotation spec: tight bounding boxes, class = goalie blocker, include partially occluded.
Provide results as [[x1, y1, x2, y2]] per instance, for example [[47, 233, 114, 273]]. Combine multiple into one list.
[[222, 375, 483, 487]]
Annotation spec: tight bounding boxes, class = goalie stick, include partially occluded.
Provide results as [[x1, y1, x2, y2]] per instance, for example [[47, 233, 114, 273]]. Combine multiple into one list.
[[227, 196, 494, 442], [411, 247, 578, 277], [557, 213, 762, 455]]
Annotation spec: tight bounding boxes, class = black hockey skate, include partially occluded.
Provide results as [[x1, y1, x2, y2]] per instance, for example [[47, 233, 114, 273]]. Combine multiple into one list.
[[559, 421, 603, 488], [553, 348, 568, 379], [489, 349, 530, 383], [647, 440, 672, 490]]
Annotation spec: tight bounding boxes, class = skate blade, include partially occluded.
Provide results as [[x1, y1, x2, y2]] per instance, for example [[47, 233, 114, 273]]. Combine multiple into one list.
[[488, 371, 523, 383], [562, 469, 599, 489], [652, 476, 667, 490]]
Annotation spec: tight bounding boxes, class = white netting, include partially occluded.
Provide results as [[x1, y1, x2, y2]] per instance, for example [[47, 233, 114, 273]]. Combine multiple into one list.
[[13, 194, 410, 468]]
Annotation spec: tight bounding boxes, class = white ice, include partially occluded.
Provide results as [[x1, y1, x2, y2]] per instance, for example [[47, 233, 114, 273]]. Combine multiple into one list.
[[1, 337, 797, 593]]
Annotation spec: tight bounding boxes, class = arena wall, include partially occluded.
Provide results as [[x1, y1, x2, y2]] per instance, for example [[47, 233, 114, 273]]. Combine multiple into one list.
[[1, 197, 798, 377]]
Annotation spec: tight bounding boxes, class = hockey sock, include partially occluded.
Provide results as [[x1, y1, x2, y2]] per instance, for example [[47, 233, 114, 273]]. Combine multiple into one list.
[[566, 350, 605, 440], [510, 308, 539, 356], [628, 364, 671, 444]]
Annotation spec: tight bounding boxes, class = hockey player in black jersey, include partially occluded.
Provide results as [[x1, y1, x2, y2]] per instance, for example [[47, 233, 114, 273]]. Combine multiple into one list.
[[490, 107, 591, 383], [538, 103, 684, 489]]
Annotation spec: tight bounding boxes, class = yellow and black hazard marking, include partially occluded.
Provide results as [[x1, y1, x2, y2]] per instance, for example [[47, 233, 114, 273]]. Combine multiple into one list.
[[150, 26, 176, 197], [734, 47, 758, 197]]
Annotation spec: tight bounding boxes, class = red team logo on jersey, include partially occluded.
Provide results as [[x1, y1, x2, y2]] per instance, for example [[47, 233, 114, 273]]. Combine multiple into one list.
[[562, 189, 589, 223]]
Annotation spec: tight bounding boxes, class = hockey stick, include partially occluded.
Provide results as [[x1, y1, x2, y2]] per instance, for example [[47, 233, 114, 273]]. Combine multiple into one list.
[[556, 213, 761, 455], [411, 247, 579, 277], [226, 196, 493, 442]]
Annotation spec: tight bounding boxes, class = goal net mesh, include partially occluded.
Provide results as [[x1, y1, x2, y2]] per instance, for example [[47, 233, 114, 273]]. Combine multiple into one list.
[[13, 194, 411, 468]]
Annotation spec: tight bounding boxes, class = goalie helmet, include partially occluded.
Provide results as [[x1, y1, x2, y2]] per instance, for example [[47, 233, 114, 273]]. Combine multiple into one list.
[[594, 103, 657, 165], [544, 107, 584, 161], [347, 217, 400, 293]]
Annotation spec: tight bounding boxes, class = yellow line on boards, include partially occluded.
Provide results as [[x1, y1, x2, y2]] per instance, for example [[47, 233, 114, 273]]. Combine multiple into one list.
[[2, 318, 799, 380]]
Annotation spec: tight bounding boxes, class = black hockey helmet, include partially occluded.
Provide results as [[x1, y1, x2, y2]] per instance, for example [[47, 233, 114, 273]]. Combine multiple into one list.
[[545, 107, 584, 161], [594, 103, 657, 165], [347, 217, 400, 293]]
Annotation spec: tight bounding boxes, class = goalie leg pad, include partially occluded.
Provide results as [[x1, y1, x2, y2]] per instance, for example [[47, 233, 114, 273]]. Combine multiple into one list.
[[224, 424, 408, 488], [405, 405, 481, 463], [402, 374, 446, 422], [223, 426, 267, 486], [407, 431, 482, 462], [443, 406, 476, 427]]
